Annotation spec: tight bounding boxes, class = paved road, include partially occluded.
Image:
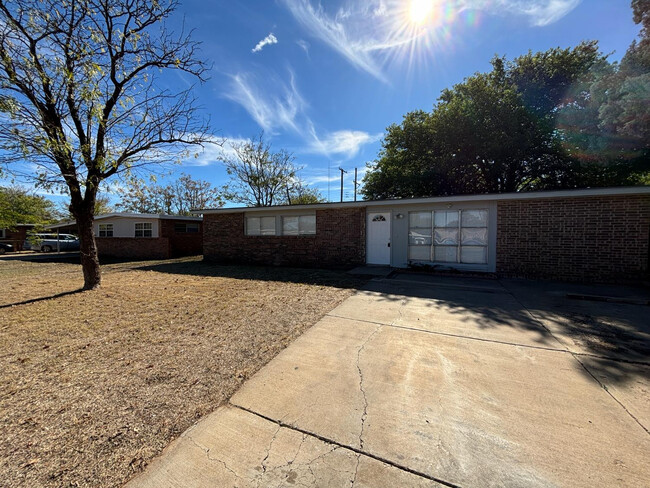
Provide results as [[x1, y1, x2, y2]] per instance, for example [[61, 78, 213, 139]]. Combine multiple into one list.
[[127, 274, 650, 487]]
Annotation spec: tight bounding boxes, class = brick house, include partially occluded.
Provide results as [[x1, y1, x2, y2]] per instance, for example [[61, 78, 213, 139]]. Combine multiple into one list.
[[198, 187, 650, 283], [47, 213, 203, 259], [0, 223, 36, 251]]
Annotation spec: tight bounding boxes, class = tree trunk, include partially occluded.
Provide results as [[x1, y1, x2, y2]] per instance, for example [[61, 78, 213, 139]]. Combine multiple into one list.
[[76, 209, 101, 290]]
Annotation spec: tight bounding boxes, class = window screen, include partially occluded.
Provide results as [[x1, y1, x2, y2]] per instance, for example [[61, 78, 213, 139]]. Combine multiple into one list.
[[246, 216, 276, 236], [282, 215, 316, 235], [408, 211, 432, 261], [409, 209, 488, 265]]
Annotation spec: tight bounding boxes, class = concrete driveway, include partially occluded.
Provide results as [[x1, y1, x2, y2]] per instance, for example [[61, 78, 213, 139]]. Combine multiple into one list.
[[127, 273, 650, 487]]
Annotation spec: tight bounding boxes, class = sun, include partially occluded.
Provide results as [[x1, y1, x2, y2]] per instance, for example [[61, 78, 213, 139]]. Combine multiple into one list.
[[408, 0, 434, 25]]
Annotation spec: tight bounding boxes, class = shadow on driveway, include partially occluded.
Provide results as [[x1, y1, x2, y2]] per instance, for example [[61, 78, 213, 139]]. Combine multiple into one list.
[[138, 260, 650, 388]]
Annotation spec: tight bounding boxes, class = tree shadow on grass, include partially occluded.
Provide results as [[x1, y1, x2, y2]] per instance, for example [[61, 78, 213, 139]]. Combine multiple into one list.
[[129, 259, 650, 391], [0, 288, 84, 309], [132, 258, 366, 290]]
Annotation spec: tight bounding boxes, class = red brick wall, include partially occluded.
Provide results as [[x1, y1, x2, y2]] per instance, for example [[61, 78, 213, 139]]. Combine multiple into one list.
[[159, 219, 203, 257], [203, 208, 366, 268], [1, 226, 31, 251], [96, 237, 170, 260], [497, 195, 650, 282]]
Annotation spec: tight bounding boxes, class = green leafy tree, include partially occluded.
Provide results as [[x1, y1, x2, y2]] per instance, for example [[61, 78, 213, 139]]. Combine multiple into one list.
[[557, 2, 650, 182], [363, 42, 629, 200], [0, 186, 56, 229], [0, 0, 211, 289]]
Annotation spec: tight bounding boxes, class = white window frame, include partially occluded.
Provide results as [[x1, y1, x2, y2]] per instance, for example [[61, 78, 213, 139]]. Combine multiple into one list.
[[135, 222, 153, 238], [98, 223, 113, 237], [282, 215, 316, 236], [408, 209, 489, 265]]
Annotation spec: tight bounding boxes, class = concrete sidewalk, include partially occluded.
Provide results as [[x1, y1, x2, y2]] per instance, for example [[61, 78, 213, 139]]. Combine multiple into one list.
[[126, 276, 650, 487]]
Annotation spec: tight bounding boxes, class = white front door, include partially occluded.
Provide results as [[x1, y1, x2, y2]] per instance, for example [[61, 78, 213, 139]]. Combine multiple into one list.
[[367, 212, 391, 265]]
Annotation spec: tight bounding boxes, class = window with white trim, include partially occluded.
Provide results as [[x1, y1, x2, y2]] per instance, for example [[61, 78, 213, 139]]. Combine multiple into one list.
[[408, 209, 488, 264], [135, 222, 153, 237], [246, 216, 276, 236], [98, 224, 113, 237], [282, 215, 316, 235]]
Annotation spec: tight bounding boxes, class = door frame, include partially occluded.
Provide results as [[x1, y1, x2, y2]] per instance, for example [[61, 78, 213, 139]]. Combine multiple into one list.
[[366, 211, 392, 265]]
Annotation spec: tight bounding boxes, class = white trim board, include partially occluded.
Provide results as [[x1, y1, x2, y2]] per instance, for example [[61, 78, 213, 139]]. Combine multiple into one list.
[[195, 186, 650, 215]]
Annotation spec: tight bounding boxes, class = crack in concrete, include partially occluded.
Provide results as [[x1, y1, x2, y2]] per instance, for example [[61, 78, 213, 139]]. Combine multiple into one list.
[[350, 453, 361, 487], [356, 324, 382, 450], [182, 432, 243, 480], [233, 404, 461, 488], [500, 279, 650, 437], [261, 425, 282, 473]]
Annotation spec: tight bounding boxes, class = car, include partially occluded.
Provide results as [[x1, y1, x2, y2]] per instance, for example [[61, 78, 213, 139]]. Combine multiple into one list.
[[25, 233, 80, 252], [0, 242, 14, 254]]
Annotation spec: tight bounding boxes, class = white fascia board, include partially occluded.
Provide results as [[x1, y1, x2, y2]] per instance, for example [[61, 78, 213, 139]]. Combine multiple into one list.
[[92, 213, 201, 221], [193, 186, 650, 215]]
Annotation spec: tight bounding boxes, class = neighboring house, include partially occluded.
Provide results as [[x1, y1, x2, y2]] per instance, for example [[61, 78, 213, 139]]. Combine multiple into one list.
[[0, 224, 36, 251], [197, 186, 650, 283], [47, 213, 202, 259]]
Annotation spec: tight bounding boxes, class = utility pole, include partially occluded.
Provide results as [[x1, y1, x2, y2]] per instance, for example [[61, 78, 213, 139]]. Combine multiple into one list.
[[353, 167, 358, 202], [339, 167, 347, 202]]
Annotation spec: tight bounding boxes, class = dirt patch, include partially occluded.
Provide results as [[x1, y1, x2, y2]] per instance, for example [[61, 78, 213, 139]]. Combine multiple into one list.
[[0, 257, 362, 487]]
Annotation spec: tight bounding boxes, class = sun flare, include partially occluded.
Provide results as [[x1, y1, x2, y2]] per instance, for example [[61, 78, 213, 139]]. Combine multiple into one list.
[[408, 0, 434, 25]]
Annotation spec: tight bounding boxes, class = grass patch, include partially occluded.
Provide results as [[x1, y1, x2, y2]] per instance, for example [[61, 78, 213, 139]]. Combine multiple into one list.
[[0, 257, 362, 487]]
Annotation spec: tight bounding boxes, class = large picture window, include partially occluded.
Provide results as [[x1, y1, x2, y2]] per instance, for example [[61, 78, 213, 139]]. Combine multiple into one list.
[[282, 215, 316, 235], [409, 209, 488, 264], [135, 222, 153, 237], [246, 216, 276, 236]]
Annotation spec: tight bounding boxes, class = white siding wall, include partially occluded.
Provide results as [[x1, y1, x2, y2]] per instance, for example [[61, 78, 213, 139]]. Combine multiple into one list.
[[94, 217, 159, 238]]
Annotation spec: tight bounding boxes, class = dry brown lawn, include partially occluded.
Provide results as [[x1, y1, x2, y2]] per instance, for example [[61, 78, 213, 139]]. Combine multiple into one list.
[[0, 256, 361, 487]]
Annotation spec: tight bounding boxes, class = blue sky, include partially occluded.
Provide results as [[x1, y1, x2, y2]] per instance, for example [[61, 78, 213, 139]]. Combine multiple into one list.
[[8, 0, 642, 206], [175, 0, 638, 204]]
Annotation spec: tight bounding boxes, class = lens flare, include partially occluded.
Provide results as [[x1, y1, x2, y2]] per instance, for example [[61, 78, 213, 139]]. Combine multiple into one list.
[[409, 0, 434, 25]]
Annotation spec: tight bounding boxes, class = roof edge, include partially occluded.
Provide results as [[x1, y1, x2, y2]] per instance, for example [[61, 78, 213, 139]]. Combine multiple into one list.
[[193, 186, 650, 215]]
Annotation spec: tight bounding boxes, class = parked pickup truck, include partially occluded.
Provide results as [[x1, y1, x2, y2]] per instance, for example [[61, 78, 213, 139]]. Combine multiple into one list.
[[25, 234, 80, 252]]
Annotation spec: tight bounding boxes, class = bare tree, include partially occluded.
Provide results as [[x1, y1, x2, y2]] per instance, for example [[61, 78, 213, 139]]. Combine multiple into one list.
[[221, 133, 298, 207], [0, 0, 212, 289], [117, 173, 223, 215]]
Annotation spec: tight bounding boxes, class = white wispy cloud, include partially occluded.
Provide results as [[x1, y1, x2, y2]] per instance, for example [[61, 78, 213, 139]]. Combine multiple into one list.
[[280, 0, 581, 81], [508, 0, 581, 26], [223, 70, 309, 135], [182, 135, 229, 167], [280, 0, 393, 82], [251, 32, 278, 53], [296, 39, 310, 56], [308, 130, 383, 158], [223, 69, 381, 162]]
